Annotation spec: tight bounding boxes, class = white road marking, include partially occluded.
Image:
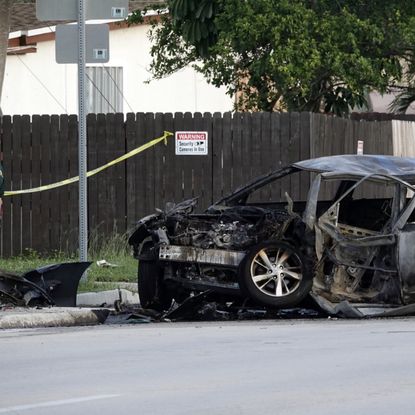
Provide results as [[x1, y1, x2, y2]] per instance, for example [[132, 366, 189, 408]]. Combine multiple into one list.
[[0, 394, 121, 413]]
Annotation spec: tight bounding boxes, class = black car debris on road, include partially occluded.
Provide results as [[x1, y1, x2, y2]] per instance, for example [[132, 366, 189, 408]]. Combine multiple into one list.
[[128, 155, 415, 317]]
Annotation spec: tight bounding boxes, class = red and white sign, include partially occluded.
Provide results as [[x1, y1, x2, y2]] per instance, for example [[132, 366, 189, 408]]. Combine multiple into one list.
[[175, 131, 208, 155]]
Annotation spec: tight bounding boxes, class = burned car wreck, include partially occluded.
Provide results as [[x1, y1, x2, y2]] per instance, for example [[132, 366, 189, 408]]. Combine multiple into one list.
[[128, 155, 415, 315]]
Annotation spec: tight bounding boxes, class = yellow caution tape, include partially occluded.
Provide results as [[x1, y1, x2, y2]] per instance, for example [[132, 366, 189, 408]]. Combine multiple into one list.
[[4, 131, 173, 197]]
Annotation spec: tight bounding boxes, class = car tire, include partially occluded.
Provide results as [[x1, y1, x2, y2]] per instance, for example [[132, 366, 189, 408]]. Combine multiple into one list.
[[138, 260, 172, 311], [239, 241, 312, 308]]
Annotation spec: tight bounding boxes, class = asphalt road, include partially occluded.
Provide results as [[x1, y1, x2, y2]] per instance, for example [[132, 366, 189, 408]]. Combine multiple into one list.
[[0, 318, 415, 415]]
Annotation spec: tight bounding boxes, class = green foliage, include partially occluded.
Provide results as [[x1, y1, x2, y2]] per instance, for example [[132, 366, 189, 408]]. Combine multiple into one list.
[[170, 0, 218, 57], [131, 0, 415, 116], [389, 85, 415, 114]]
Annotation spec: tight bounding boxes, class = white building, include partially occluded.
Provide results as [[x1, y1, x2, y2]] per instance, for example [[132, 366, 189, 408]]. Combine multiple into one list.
[[4, 2, 414, 117], [3, 2, 233, 116]]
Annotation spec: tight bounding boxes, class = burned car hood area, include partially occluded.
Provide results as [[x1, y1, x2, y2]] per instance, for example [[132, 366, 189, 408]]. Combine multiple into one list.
[[128, 155, 415, 317]]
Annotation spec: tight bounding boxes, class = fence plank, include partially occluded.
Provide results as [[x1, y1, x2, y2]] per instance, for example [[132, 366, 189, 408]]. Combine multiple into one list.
[[381, 120, 393, 156], [106, 113, 117, 235], [231, 112, 243, 192], [95, 113, 110, 235], [202, 112, 213, 205], [58, 115, 70, 252], [154, 112, 166, 212], [133, 112, 147, 218], [21, 115, 31, 252], [11, 115, 22, 256], [344, 117, 354, 154], [212, 112, 223, 201], [193, 111, 212, 209], [181, 112, 195, 201], [161, 113, 176, 209], [241, 113, 252, 187], [144, 113, 156, 213], [67, 115, 79, 252], [49, 115, 60, 251], [280, 112, 291, 199], [126, 112, 137, 228], [260, 112, 271, 201], [87, 114, 98, 234], [39, 115, 51, 254], [299, 112, 311, 200], [270, 112, 282, 202], [30, 116, 42, 253], [251, 112, 262, 183], [1, 116, 12, 257], [332, 116, 343, 155], [114, 113, 126, 233], [221, 112, 233, 202], [289, 112, 301, 201]]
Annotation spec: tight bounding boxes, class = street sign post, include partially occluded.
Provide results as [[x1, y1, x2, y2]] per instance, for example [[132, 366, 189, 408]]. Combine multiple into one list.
[[37, 0, 129, 20], [55, 24, 109, 64], [78, 0, 88, 275], [36, 0, 127, 278]]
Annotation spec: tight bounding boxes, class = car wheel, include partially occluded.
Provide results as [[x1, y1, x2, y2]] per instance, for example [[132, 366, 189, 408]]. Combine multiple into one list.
[[138, 260, 172, 311], [239, 241, 312, 308]]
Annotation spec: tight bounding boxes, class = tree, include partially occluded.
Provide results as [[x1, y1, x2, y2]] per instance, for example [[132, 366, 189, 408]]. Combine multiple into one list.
[[0, 0, 12, 113], [130, 0, 415, 116], [0, 0, 34, 114]]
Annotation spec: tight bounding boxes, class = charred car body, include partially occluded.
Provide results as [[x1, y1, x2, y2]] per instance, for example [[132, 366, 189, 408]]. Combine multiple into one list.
[[128, 155, 415, 311]]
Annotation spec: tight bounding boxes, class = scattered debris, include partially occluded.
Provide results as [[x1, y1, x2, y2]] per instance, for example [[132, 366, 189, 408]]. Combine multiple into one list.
[[108, 290, 415, 324], [310, 293, 415, 319], [96, 260, 119, 268], [108, 290, 324, 323]]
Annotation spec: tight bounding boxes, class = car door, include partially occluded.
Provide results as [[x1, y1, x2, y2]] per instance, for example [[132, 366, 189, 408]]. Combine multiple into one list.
[[311, 174, 403, 303]]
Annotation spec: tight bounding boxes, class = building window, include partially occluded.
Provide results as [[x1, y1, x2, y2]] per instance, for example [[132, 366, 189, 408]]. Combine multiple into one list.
[[86, 66, 123, 113]]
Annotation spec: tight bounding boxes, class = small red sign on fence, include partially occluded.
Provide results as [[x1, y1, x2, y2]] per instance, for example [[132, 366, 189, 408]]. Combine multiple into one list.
[[175, 131, 208, 155]]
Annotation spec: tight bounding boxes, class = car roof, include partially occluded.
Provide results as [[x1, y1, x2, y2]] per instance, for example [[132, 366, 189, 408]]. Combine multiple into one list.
[[293, 155, 415, 181], [214, 154, 415, 207]]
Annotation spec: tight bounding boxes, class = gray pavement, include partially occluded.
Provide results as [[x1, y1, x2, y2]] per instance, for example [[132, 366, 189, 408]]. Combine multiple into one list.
[[1, 318, 415, 414]]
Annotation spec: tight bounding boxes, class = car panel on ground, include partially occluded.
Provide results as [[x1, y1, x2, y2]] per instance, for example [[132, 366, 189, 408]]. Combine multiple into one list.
[[0, 263, 91, 307]]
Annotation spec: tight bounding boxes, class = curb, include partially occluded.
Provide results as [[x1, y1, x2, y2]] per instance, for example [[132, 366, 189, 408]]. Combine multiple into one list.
[[77, 288, 139, 307], [0, 307, 110, 329]]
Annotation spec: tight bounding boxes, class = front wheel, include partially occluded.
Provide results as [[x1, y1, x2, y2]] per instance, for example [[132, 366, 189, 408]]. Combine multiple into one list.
[[239, 241, 312, 308], [138, 260, 172, 311]]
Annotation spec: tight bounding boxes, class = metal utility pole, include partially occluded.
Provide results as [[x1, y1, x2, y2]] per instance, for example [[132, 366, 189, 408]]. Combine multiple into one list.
[[37, 0, 126, 278], [78, 0, 88, 269]]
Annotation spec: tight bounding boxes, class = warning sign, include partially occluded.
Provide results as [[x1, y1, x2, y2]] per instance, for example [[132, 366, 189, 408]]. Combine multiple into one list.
[[175, 131, 208, 155]]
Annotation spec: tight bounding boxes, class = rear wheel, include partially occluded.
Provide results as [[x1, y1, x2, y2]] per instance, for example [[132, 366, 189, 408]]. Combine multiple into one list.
[[239, 241, 312, 308], [138, 260, 172, 311]]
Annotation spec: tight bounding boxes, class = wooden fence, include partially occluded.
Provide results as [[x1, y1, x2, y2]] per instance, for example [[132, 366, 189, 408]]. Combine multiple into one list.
[[0, 112, 394, 257]]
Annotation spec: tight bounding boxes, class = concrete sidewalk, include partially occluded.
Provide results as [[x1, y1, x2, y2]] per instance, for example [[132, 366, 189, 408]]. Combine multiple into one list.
[[0, 307, 110, 329]]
